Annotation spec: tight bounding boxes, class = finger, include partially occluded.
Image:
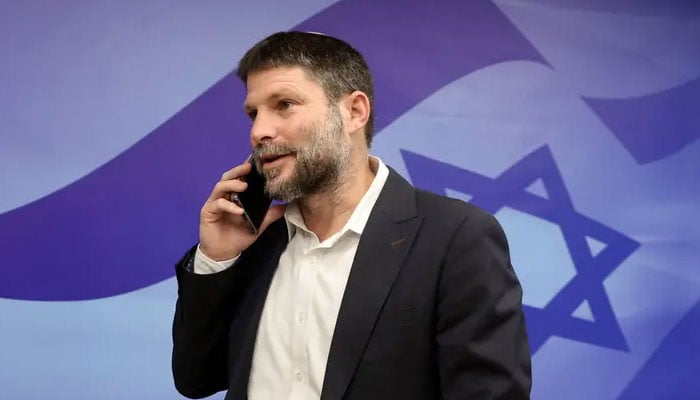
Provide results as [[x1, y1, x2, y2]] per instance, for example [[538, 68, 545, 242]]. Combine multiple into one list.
[[258, 204, 287, 234], [221, 161, 252, 181], [209, 179, 248, 201], [203, 197, 245, 217]]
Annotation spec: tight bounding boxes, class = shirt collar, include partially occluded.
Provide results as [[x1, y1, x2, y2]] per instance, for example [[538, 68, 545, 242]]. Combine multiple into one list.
[[283, 156, 390, 243]]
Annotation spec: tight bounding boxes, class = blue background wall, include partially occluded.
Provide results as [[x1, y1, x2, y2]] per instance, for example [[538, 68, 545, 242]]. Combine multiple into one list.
[[1, 1, 698, 399]]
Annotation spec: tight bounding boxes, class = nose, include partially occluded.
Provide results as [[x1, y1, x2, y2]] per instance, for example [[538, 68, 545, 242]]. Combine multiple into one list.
[[250, 111, 278, 147]]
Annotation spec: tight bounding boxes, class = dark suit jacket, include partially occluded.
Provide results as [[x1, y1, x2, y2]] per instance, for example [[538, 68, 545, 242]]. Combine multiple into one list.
[[172, 169, 531, 399]]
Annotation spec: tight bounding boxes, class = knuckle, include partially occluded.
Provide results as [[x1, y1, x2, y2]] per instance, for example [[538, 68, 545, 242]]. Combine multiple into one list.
[[200, 202, 212, 216], [214, 180, 227, 190]]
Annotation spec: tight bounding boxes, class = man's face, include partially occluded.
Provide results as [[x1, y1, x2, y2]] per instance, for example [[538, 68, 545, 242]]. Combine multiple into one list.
[[244, 66, 351, 201]]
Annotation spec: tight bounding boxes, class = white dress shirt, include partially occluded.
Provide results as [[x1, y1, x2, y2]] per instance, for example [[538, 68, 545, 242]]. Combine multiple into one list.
[[193, 157, 389, 400]]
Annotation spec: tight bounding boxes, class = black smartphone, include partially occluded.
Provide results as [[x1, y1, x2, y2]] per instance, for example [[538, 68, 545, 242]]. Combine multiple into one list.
[[230, 158, 273, 235]]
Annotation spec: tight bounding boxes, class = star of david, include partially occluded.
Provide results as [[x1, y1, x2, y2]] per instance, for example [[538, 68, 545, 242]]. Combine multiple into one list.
[[401, 145, 640, 353]]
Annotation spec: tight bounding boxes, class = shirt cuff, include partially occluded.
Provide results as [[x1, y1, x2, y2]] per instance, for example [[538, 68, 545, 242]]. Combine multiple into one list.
[[192, 244, 240, 274]]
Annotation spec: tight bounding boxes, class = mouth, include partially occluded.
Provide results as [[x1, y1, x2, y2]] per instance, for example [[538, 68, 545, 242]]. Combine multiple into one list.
[[259, 152, 294, 168]]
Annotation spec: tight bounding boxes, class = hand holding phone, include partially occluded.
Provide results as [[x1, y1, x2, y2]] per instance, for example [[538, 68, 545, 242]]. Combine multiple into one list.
[[198, 157, 283, 261]]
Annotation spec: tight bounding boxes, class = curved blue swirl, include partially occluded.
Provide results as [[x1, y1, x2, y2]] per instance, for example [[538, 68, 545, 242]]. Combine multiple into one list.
[[584, 77, 700, 164], [0, 0, 545, 300]]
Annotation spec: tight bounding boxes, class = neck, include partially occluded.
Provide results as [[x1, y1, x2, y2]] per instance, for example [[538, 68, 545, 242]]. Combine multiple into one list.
[[298, 153, 376, 242]]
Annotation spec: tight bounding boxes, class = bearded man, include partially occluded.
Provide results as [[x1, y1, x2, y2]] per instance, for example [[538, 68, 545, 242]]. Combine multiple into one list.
[[172, 31, 531, 400]]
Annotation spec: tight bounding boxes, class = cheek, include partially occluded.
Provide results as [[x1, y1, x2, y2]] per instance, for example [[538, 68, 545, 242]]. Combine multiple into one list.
[[278, 122, 307, 145]]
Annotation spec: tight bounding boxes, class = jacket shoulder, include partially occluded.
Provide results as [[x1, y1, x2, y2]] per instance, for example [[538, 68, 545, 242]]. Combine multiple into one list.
[[414, 188, 498, 229]]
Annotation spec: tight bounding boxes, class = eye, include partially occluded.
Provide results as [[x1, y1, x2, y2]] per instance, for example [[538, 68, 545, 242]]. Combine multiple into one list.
[[247, 109, 257, 121], [279, 100, 294, 111]]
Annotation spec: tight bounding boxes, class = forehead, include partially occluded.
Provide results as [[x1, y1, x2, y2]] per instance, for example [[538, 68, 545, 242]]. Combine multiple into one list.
[[244, 66, 327, 107]]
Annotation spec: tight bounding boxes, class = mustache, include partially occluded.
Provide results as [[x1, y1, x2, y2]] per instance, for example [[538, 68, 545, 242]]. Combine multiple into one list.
[[253, 143, 299, 161]]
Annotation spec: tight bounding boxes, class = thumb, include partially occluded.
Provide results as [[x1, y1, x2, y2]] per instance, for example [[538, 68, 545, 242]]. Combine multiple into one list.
[[258, 204, 287, 234]]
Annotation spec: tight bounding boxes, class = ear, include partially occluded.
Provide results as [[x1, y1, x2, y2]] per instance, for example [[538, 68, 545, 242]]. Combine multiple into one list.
[[341, 91, 370, 139]]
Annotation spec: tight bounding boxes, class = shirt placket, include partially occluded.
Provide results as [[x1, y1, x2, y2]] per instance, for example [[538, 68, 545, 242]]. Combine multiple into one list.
[[288, 232, 318, 399]]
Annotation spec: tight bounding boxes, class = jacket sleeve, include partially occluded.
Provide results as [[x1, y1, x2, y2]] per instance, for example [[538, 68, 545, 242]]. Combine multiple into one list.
[[436, 211, 532, 399], [171, 245, 249, 399]]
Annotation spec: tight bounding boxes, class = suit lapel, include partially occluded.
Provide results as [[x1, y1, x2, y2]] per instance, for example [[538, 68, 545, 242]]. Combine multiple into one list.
[[321, 170, 423, 400]]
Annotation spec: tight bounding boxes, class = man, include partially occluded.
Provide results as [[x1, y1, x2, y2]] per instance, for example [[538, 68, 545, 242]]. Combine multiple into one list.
[[172, 31, 531, 400]]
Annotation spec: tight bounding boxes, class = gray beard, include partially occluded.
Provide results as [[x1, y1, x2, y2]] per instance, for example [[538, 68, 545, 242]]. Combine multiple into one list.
[[254, 106, 351, 202]]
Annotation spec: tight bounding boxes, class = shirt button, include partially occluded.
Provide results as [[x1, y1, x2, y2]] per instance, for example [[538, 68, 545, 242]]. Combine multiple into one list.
[[298, 313, 305, 323], [296, 372, 303, 382], [310, 256, 317, 264]]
